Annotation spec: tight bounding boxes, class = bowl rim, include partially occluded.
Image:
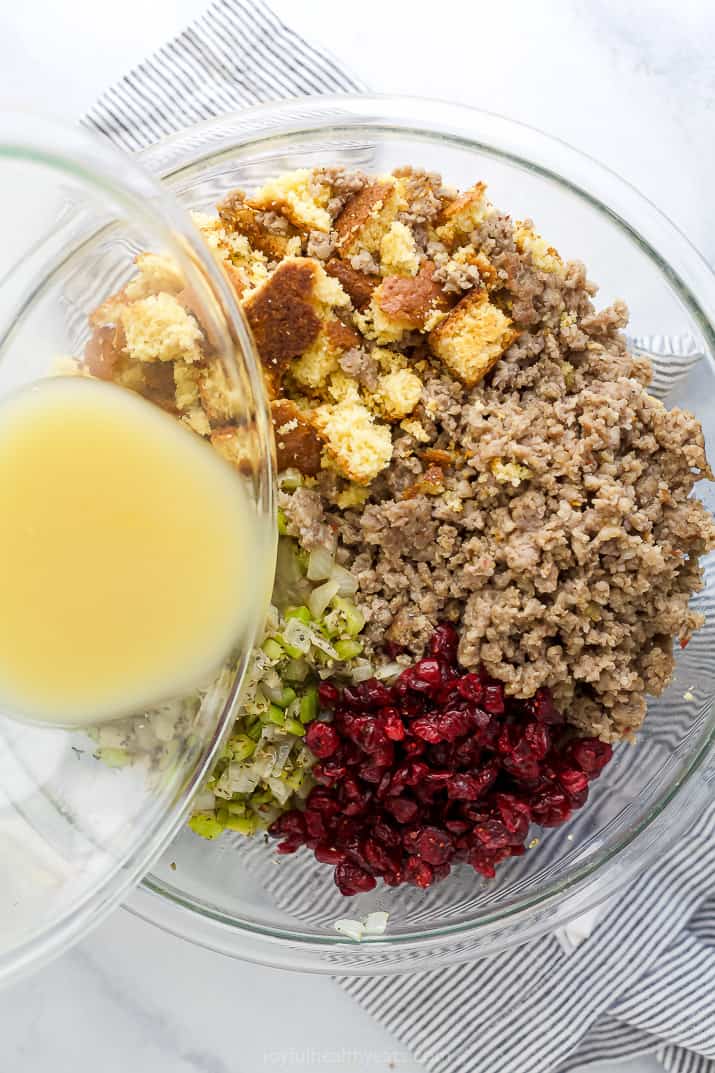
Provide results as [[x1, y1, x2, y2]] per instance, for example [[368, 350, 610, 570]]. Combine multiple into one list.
[[134, 93, 715, 961]]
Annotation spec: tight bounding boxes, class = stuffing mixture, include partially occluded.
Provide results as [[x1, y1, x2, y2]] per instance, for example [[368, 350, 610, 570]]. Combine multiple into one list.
[[82, 166, 715, 894]]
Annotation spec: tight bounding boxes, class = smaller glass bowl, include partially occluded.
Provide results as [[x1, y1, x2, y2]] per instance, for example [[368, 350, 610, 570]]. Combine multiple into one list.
[[125, 96, 715, 974], [0, 114, 275, 984]]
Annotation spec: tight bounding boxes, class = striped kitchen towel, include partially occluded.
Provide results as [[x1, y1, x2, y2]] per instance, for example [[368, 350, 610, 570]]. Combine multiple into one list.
[[84, 4, 715, 1071]]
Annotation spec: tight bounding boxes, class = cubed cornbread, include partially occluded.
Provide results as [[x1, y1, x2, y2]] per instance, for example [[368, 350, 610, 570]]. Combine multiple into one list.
[[119, 293, 204, 364], [490, 458, 532, 486], [198, 361, 241, 425], [182, 406, 211, 437], [429, 288, 517, 386], [334, 180, 401, 256], [435, 182, 494, 249], [376, 369, 423, 421], [451, 245, 500, 290], [243, 258, 348, 387], [312, 399, 393, 484], [247, 169, 332, 233], [216, 193, 297, 261], [292, 319, 361, 391], [124, 252, 185, 300], [325, 258, 376, 310], [173, 361, 201, 411], [363, 260, 450, 341], [513, 221, 565, 276], [271, 399, 324, 476], [379, 221, 420, 277]]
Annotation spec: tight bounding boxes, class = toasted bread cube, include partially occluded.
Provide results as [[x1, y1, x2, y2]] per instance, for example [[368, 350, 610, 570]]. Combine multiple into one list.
[[376, 368, 423, 421], [362, 260, 449, 342], [183, 406, 211, 437], [292, 318, 361, 391], [325, 258, 377, 310], [271, 399, 324, 476], [376, 369, 423, 420], [124, 252, 185, 301], [243, 258, 349, 389], [119, 293, 203, 364], [513, 221, 565, 276], [198, 362, 240, 425], [174, 361, 201, 411], [334, 180, 401, 256], [217, 193, 296, 260], [379, 221, 420, 277], [312, 399, 393, 484], [429, 289, 517, 386], [247, 169, 332, 233], [436, 182, 495, 249]]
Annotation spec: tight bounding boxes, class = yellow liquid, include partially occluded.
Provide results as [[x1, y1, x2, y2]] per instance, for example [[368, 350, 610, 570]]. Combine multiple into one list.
[[0, 376, 271, 725]]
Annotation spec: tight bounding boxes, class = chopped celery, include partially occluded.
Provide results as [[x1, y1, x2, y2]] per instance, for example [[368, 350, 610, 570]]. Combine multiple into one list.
[[231, 736, 256, 762], [332, 596, 365, 637], [285, 605, 312, 624], [283, 658, 309, 682], [227, 801, 247, 816], [335, 639, 363, 661], [300, 686, 318, 724], [273, 686, 297, 709], [225, 815, 257, 835], [261, 638, 284, 662], [188, 812, 224, 839], [277, 508, 288, 535], [267, 704, 286, 726], [285, 718, 306, 736]]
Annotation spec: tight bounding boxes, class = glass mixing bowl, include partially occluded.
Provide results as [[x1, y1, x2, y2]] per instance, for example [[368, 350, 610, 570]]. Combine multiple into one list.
[[0, 114, 275, 984], [123, 97, 715, 973]]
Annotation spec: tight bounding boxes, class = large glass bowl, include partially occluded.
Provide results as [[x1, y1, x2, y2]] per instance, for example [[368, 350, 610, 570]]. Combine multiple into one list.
[[0, 115, 275, 984], [123, 96, 715, 973]]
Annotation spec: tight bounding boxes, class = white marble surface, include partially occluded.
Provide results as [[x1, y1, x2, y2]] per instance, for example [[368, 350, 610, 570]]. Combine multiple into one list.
[[1, 1, 713, 1069]]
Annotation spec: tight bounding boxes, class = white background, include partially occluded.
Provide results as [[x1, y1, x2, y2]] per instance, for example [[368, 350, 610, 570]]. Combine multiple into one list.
[[1, 0, 713, 1070]]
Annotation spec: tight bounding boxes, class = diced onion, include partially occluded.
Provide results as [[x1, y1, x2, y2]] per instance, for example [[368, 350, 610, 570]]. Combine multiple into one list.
[[334, 918, 365, 942], [309, 578, 341, 618], [363, 911, 389, 936], [307, 546, 335, 581], [374, 662, 403, 681], [282, 617, 312, 654], [330, 563, 358, 596], [351, 661, 376, 683]]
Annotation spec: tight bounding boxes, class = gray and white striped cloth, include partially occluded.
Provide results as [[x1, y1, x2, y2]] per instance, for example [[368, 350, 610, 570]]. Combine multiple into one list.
[[84, 4, 715, 1071]]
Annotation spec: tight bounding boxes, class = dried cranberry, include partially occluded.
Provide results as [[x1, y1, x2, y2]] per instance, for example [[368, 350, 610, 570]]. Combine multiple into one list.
[[414, 826, 455, 865], [473, 819, 511, 850], [524, 722, 551, 760], [404, 855, 434, 888], [317, 682, 340, 708], [275, 626, 614, 896], [356, 679, 393, 708], [437, 709, 472, 741], [314, 843, 346, 865], [526, 686, 564, 725], [483, 683, 505, 714], [557, 766, 589, 797], [457, 673, 483, 703], [334, 861, 376, 896], [385, 797, 419, 824], [411, 717, 443, 743], [569, 738, 613, 777], [381, 708, 406, 740], [530, 789, 572, 827], [269, 810, 306, 838], [304, 721, 340, 759], [428, 623, 459, 661]]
